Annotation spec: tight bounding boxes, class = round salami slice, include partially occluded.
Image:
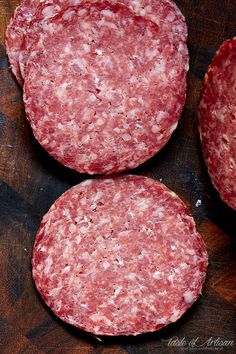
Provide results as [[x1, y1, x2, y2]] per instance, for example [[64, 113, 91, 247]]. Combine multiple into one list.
[[32, 175, 208, 336], [24, 1, 187, 174], [199, 38, 236, 210], [20, 0, 188, 80]]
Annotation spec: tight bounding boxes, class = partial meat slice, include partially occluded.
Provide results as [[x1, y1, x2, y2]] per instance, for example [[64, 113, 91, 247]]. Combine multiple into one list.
[[5, 0, 39, 85], [32, 174, 208, 336], [199, 38, 236, 210]]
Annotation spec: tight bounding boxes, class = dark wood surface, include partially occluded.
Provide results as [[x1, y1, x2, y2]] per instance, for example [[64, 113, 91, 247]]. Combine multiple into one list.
[[0, 1, 235, 353]]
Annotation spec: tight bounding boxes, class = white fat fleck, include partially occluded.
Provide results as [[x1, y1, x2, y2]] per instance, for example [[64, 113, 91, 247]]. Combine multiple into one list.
[[101, 9, 114, 17], [57, 123, 64, 129], [91, 203, 97, 210], [113, 192, 121, 202], [56, 82, 68, 99], [104, 179, 113, 183], [137, 198, 150, 211], [146, 48, 158, 59], [125, 273, 137, 281], [93, 191, 103, 201], [169, 191, 178, 198], [114, 286, 122, 297], [41, 138, 49, 145], [119, 231, 130, 237], [77, 8, 88, 16], [115, 256, 124, 266], [71, 58, 87, 69], [76, 235, 81, 244], [41, 5, 57, 18], [90, 314, 112, 326], [159, 290, 167, 296], [94, 326, 100, 333], [195, 199, 202, 207], [122, 134, 132, 141], [151, 125, 160, 134], [180, 262, 188, 269], [131, 306, 138, 314], [44, 256, 53, 274], [187, 249, 196, 256], [97, 217, 110, 226], [49, 288, 61, 297], [154, 207, 164, 218], [83, 43, 91, 53], [81, 303, 88, 309], [157, 111, 168, 121], [89, 93, 97, 102], [102, 261, 110, 270], [184, 291, 195, 304], [81, 252, 90, 260], [166, 12, 175, 22], [63, 266, 71, 273], [152, 59, 166, 74], [80, 226, 88, 234], [171, 245, 176, 251], [153, 271, 161, 280], [80, 197, 87, 206], [66, 315, 77, 326], [81, 135, 90, 144], [170, 308, 180, 322], [114, 128, 121, 133], [95, 49, 103, 56], [80, 21, 91, 30], [42, 22, 57, 34], [81, 179, 93, 186], [155, 317, 167, 325], [96, 118, 104, 126], [62, 10, 74, 21], [140, 9, 146, 16], [97, 20, 117, 29], [69, 224, 76, 233], [94, 77, 100, 84], [185, 63, 190, 71], [64, 43, 72, 54], [168, 274, 175, 282]]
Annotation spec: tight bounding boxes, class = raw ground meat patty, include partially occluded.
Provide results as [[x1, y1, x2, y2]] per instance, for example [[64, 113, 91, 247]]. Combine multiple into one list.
[[199, 38, 236, 210], [32, 175, 208, 336], [24, 1, 188, 174]]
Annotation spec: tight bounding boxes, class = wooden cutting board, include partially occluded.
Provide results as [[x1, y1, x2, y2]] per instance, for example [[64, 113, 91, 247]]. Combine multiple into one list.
[[0, 1, 235, 353]]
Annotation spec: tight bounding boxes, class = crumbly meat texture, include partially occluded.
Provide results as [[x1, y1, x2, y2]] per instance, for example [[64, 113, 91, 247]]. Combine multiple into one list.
[[5, 0, 38, 85], [32, 175, 208, 336], [6, 0, 188, 85], [5, 0, 77, 83], [24, 1, 187, 174], [20, 0, 188, 79], [199, 38, 236, 210]]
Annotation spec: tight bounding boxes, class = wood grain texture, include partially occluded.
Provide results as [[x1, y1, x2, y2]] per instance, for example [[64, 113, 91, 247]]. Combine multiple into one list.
[[0, 0, 235, 353]]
